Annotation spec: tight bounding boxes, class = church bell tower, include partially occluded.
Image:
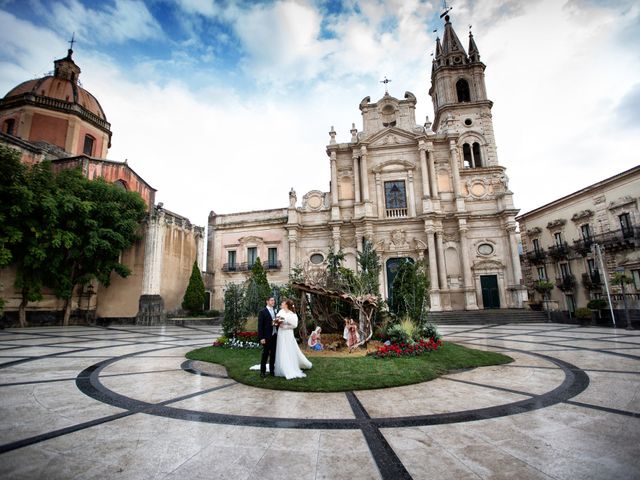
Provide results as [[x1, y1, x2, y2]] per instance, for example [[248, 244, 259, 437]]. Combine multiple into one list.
[[429, 14, 499, 167]]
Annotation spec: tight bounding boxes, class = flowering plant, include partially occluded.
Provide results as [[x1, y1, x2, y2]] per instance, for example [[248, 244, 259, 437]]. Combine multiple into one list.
[[212, 332, 260, 349], [369, 338, 442, 359]]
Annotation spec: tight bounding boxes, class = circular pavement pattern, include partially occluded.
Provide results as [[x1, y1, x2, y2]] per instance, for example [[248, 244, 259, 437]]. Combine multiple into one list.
[[1, 323, 639, 479]]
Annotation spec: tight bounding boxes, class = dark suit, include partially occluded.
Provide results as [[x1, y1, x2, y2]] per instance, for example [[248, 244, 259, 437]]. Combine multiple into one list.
[[258, 306, 277, 376]]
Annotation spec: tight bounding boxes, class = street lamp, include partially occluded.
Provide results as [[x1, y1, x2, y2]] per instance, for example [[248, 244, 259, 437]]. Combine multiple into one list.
[[592, 242, 616, 327]]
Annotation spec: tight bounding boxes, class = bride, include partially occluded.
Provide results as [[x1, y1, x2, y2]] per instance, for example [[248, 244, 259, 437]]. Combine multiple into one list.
[[274, 299, 312, 379]]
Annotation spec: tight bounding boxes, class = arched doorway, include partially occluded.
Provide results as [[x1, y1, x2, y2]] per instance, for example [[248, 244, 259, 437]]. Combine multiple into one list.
[[386, 257, 414, 302]]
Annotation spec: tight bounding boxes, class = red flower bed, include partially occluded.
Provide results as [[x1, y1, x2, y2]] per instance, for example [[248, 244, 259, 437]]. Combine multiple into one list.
[[370, 338, 442, 359], [236, 331, 258, 342]]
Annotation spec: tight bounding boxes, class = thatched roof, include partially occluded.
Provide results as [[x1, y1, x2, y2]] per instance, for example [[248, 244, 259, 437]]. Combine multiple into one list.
[[290, 282, 378, 307]]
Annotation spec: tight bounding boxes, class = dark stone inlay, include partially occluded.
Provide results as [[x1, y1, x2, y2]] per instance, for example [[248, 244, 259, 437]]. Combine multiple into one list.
[[346, 392, 412, 479], [181, 360, 228, 378], [564, 400, 640, 418]]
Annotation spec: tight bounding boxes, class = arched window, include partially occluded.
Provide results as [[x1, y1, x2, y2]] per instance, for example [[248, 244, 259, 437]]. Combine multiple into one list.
[[456, 79, 471, 102], [461, 141, 483, 168], [462, 143, 472, 168], [472, 142, 482, 167], [83, 134, 95, 156], [114, 180, 128, 190], [3, 118, 15, 135]]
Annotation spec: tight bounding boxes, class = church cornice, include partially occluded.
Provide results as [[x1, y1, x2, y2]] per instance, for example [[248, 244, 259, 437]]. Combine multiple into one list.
[[432, 99, 493, 131]]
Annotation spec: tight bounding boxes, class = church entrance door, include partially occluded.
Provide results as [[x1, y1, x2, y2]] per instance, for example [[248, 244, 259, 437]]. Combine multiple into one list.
[[386, 257, 413, 302], [480, 275, 500, 309]]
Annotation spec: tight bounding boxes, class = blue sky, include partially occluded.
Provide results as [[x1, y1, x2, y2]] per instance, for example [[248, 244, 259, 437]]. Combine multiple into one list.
[[0, 0, 638, 227]]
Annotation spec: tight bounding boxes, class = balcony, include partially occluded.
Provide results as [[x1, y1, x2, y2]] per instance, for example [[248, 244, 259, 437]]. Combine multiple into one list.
[[556, 274, 577, 292], [593, 226, 640, 252], [222, 261, 281, 272], [548, 242, 571, 261], [573, 237, 594, 257], [581, 271, 602, 290], [386, 208, 408, 218], [525, 249, 547, 265], [266, 260, 282, 270]]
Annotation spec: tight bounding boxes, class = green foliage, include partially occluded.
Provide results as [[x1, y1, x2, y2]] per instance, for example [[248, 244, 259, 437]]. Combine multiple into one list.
[[0, 155, 147, 324], [244, 258, 272, 316], [612, 272, 633, 286], [326, 248, 346, 289], [421, 322, 442, 342], [387, 323, 412, 344], [186, 342, 513, 392], [587, 298, 608, 310], [182, 261, 206, 314], [533, 280, 555, 296], [223, 282, 245, 337], [389, 259, 430, 325], [575, 307, 592, 319], [357, 240, 381, 295]]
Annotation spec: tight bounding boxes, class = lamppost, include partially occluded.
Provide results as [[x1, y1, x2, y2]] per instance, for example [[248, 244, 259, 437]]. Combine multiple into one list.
[[592, 242, 616, 327], [615, 267, 633, 330]]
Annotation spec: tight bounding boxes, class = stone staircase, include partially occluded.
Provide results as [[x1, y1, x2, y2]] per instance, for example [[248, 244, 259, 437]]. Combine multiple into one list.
[[428, 309, 548, 325]]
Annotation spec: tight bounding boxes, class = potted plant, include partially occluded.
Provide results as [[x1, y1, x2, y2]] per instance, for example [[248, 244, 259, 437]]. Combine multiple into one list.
[[575, 307, 592, 326]]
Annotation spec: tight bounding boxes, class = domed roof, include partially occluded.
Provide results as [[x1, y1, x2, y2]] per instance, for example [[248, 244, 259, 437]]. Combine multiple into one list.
[[2, 49, 108, 123]]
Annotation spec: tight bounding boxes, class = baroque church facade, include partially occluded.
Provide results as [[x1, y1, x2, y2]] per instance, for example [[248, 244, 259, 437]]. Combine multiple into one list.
[[0, 48, 204, 324], [207, 15, 527, 312]]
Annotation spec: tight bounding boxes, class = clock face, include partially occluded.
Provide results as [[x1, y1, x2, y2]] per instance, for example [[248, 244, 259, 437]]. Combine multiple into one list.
[[478, 243, 494, 255]]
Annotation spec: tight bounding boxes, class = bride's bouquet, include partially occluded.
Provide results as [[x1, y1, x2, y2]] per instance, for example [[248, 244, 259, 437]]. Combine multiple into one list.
[[273, 315, 284, 327]]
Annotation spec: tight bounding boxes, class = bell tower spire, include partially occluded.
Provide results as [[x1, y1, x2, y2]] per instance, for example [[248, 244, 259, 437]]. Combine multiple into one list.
[[428, 14, 499, 167]]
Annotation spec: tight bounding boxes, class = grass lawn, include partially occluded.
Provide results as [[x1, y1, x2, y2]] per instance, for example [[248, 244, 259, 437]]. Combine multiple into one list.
[[185, 342, 513, 392]]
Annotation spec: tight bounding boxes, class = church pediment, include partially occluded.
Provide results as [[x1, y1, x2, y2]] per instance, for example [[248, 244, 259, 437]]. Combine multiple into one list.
[[365, 128, 417, 148]]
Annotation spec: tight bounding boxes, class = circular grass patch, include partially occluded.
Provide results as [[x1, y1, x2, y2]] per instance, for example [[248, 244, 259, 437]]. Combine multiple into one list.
[[185, 342, 513, 392]]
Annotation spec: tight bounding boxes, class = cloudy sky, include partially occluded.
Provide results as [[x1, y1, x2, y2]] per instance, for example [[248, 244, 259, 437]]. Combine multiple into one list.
[[0, 0, 638, 227]]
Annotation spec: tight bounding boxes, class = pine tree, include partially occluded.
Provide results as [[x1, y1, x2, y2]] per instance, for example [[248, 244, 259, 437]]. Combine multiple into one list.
[[357, 240, 381, 295], [182, 261, 206, 314], [223, 282, 245, 336], [243, 258, 272, 316]]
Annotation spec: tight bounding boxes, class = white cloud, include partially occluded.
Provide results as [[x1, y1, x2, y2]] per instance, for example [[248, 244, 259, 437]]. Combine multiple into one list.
[[1, 0, 639, 231], [45, 0, 163, 45]]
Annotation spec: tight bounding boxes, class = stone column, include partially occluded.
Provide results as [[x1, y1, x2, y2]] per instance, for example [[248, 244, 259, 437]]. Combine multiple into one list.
[[375, 172, 384, 219], [427, 147, 438, 199], [137, 208, 166, 325], [435, 230, 448, 291], [360, 146, 370, 202], [288, 231, 298, 269], [459, 219, 478, 310], [332, 226, 341, 252], [196, 229, 205, 271], [407, 170, 416, 217], [507, 223, 523, 284], [330, 151, 338, 206], [352, 153, 361, 203], [449, 140, 461, 198], [426, 226, 441, 311], [419, 142, 430, 197], [206, 211, 216, 272]]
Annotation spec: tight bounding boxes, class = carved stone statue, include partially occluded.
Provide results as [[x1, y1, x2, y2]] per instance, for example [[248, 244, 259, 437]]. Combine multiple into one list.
[[289, 188, 297, 208]]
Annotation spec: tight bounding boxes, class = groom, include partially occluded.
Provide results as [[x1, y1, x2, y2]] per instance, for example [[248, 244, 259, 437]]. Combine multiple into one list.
[[258, 296, 277, 378]]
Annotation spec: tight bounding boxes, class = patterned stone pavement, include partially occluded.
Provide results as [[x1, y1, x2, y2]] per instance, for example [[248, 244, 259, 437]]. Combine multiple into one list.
[[0, 323, 638, 479]]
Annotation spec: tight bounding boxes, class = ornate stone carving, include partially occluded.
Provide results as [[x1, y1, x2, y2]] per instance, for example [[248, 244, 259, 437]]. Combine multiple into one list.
[[608, 195, 637, 210], [390, 229, 407, 247], [302, 190, 328, 211], [289, 188, 297, 208], [571, 209, 594, 222], [526, 226, 542, 236], [546, 219, 566, 230], [341, 236, 356, 248]]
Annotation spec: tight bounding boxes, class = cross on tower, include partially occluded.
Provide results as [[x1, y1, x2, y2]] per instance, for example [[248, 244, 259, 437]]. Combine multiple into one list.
[[68, 32, 76, 51], [380, 76, 392, 94]]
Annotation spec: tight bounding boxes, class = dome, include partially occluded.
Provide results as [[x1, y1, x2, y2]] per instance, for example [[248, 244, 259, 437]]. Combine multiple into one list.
[[2, 49, 108, 123], [5, 76, 107, 121]]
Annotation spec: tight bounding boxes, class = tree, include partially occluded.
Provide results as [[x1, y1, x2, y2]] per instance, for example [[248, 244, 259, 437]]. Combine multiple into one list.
[[1, 156, 58, 326], [223, 282, 245, 336], [47, 168, 147, 325], [390, 259, 430, 326], [533, 280, 554, 322], [182, 261, 206, 315], [243, 258, 271, 316], [357, 240, 381, 295]]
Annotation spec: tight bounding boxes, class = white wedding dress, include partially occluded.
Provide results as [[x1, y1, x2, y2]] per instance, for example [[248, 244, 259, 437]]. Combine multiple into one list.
[[274, 310, 312, 379]]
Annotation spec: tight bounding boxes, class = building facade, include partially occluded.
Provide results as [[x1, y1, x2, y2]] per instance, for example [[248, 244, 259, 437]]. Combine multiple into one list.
[[0, 48, 204, 324], [207, 15, 527, 312], [517, 166, 640, 314]]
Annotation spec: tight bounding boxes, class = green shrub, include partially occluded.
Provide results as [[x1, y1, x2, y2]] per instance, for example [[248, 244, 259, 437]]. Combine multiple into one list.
[[182, 261, 206, 315], [575, 307, 592, 319], [421, 322, 441, 342], [223, 283, 246, 337], [587, 299, 607, 310], [387, 323, 412, 345]]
